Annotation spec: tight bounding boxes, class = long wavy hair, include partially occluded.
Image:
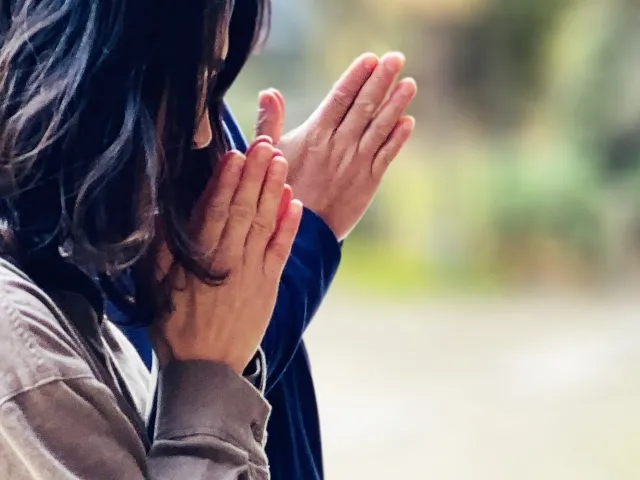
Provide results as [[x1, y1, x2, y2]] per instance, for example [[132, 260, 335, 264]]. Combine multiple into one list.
[[0, 0, 270, 324]]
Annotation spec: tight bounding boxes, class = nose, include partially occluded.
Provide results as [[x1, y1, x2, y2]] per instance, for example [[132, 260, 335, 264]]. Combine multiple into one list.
[[192, 107, 213, 149]]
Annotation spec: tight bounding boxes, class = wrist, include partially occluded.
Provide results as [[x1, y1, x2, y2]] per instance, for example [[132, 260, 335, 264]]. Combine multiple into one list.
[[155, 359, 271, 455], [151, 335, 252, 375], [302, 207, 341, 242]]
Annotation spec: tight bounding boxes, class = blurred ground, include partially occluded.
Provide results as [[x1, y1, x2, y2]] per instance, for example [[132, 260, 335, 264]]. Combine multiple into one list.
[[306, 293, 640, 480]]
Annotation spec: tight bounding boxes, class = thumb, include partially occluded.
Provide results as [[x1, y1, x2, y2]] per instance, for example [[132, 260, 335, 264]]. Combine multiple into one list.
[[255, 89, 284, 143]]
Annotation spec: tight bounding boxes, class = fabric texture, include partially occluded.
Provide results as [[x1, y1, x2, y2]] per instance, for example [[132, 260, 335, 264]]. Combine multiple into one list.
[[113, 103, 342, 480], [0, 257, 271, 479]]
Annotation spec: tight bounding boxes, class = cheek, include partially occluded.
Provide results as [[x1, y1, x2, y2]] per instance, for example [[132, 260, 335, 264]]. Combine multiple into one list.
[[221, 34, 229, 59], [219, 11, 231, 58]]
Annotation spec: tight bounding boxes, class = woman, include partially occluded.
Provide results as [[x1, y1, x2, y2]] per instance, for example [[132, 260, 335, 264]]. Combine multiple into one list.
[[108, 1, 416, 478], [0, 0, 298, 478]]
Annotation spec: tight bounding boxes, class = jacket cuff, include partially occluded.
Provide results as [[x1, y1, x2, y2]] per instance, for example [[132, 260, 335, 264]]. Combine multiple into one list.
[[301, 207, 343, 251], [243, 348, 267, 394], [154, 356, 271, 458]]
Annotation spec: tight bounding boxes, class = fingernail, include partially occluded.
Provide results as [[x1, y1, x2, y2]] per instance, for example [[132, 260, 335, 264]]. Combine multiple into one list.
[[389, 51, 405, 62], [245, 138, 272, 157], [362, 54, 378, 69], [399, 78, 416, 95], [258, 90, 271, 110]]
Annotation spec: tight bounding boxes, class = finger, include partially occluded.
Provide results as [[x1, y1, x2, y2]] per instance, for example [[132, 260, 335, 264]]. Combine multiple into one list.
[[372, 116, 415, 177], [276, 184, 293, 226], [313, 53, 379, 131], [269, 88, 286, 115], [264, 199, 303, 278], [359, 78, 417, 155], [156, 151, 244, 275], [339, 52, 405, 136], [219, 142, 274, 257], [247, 135, 273, 156], [195, 151, 246, 246], [245, 155, 289, 260], [254, 91, 284, 143]]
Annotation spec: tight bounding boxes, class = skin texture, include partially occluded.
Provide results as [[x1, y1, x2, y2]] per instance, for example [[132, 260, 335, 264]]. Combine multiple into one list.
[[152, 50, 416, 373], [254, 52, 417, 240], [152, 137, 302, 373]]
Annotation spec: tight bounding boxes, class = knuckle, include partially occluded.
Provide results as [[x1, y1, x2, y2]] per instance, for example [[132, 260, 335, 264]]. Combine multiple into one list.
[[353, 99, 377, 116], [332, 88, 354, 109], [229, 203, 256, 223], [371, 121, 393, 141], [216, 175, 239, 195], [251, 215, 276, 236], [372, 150, 395, 176], [207, 202, 230, 221], [305, 128, 325, 148]]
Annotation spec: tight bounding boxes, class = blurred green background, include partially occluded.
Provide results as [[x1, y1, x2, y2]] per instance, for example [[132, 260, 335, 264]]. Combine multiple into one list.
[[228, 1, 640, 478], [227, 0, 640, 297]]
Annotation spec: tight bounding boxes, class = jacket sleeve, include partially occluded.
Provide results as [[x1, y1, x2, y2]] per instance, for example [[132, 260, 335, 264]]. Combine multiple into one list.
[[260, 208, 342, 390], [0, 359, 271, 480]]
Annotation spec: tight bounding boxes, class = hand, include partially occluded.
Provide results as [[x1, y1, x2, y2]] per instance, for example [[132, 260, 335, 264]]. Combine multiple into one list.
[[151, 138, 302, 373], [255, 52, 417, 240]]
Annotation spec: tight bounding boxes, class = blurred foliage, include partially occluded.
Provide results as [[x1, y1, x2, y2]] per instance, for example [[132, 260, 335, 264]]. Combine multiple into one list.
[[228, 0, 640, 296]]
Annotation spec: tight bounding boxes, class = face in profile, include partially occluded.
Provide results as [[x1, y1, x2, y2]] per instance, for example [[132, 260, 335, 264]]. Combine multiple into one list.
[[192, 2, 233, 150]]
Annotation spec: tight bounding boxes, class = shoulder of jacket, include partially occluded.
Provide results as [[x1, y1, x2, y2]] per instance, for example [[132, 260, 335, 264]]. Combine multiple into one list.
[[0, 258, 94, 406]]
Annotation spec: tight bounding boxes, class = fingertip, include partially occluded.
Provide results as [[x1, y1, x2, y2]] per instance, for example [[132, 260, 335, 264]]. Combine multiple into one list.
[[289, 199, 304, 218], [380, 51, 405, 71], [287, 200, 304, 232], [258, 90, 271, 108], [249, 136, 274, 154], [266, 198, 302, 269], [281, 184, 293, 202], [359, 53, 379, 70], [398, 77, 418, 96], [401, 115, 416, 132], [254, 134, 274, 145], [246, 138, 274, 160], [258, 91, 276, 111], [278, 199, 303, 241], [268, 88, 285, 111]]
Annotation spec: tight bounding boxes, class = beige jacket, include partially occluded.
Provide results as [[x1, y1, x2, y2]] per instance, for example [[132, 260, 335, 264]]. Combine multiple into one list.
[[0, 258, 271, 479]]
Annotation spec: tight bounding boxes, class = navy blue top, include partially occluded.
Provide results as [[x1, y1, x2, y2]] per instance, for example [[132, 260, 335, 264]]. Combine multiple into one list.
[[108, 104, 341, 480]]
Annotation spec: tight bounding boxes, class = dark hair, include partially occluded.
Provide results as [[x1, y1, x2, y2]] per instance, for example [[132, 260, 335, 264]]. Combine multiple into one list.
[[0, 0, 271, 324]]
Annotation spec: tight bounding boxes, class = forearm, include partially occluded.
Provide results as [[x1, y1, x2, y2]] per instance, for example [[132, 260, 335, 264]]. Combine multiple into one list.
[[150, 358, 270, 478], [1, 358, 270, 480]]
